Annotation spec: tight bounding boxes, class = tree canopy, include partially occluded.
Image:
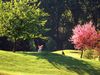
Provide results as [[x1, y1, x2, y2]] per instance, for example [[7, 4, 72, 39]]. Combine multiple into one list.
[[0, 0, 100, 51], [0, 0, 48, 51]]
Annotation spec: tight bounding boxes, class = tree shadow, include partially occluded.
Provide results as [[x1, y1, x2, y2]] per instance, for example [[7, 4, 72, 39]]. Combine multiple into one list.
[[21, 52, 100, 75]]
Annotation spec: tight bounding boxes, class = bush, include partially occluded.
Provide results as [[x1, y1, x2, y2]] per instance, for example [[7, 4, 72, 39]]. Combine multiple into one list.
[[45, 37, 57, 51], [83, 49, 94, 59], [93, 50, 100, 61]]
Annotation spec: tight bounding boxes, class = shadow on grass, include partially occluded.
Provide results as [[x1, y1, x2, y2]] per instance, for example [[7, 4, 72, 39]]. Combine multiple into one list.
[[21, 52, 100, 75], [0, 72, 10, 75]]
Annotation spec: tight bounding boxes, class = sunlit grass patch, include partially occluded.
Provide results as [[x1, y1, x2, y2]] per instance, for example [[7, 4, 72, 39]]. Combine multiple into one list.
[[0, 50, 100, 75]]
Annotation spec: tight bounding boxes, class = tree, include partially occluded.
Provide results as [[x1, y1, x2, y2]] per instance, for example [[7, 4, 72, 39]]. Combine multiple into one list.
[[70, 21, 98, 58], [0, 0, 48, 52], [39, 0, 74, 50], [39, 0, 100, 50], [1, 0, 100, 50]]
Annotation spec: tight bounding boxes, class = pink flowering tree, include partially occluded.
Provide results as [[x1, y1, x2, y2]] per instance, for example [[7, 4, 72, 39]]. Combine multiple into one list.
[[70, 21, 98, 58]]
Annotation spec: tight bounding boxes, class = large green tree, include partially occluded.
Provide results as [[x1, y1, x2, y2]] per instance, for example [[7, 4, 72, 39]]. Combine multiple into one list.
[[0, 0, 48, 52]]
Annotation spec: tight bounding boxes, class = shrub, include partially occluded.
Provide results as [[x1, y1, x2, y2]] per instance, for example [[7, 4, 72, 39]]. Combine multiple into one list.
[[83, 49, 94, 59], [46, 37, 57, 51]]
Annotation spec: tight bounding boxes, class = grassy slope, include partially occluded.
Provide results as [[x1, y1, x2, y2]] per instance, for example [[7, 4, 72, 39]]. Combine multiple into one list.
[[0, 50, 100, 75]]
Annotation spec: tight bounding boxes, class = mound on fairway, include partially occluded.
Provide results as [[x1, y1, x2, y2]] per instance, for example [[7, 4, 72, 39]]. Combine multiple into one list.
[[0, 50, 100, 75]]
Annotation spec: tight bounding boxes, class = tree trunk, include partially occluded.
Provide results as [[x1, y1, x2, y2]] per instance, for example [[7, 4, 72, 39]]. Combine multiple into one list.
[[55, 13, 63, 50], [80, 50, 84, 58], [13, 38, 16, 52]]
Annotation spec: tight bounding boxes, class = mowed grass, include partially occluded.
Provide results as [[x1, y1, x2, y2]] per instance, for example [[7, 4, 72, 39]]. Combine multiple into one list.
[[0, 50, 100, 75]]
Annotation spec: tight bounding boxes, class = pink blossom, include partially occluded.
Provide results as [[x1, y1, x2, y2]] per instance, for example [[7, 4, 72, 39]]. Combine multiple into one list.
[[70, 21, 98, 50]]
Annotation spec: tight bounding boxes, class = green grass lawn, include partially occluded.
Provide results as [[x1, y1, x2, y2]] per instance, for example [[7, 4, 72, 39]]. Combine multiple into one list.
[[0, 50, 100, 75]]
